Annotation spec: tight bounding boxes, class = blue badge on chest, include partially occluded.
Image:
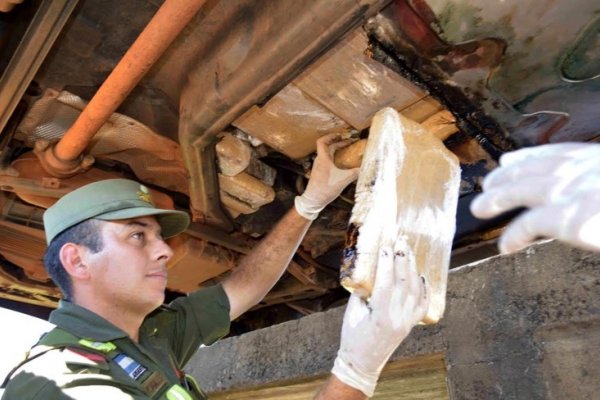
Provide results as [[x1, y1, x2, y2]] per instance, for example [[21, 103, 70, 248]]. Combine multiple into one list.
[[113, 353, 147, 380]]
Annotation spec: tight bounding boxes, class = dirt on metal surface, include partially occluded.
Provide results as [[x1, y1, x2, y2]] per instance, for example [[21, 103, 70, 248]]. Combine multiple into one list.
[[368, 0, 600, 146]]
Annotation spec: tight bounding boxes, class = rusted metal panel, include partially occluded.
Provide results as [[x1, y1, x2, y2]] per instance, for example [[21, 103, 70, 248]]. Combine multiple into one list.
[[286, 261, 319, 286], [0, 266, 60, 307], [295, 29, 425, 130], [252, 275, 328, 310], [0, 0, 78, 138], [0, 176, 69, 198], [367, 0, 600, 146], [424, 0, 596, 103], [17, 89, 189, 194], [0, 194, 59, 305], [167, 235, 238, 293], [9, 153, 176, 210], [0, 220, 47, 281]]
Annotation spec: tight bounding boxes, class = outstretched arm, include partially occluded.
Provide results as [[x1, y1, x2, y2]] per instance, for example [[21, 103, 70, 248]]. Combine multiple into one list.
[[315, 238, 429, 398], [222, 133, 359, 320], [471, 142, 600, 254]]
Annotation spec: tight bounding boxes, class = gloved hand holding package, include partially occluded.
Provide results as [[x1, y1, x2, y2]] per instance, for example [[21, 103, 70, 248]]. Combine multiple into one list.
[[332, 238, 429, 397], [295, 133, 359, 220]]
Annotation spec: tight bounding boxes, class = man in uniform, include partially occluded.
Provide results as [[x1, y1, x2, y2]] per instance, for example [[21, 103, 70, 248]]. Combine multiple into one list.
[[1, 134, 428, 399]]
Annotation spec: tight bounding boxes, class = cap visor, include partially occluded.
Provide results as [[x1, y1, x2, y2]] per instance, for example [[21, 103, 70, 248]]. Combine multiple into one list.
[[96, 207, 190, 238]]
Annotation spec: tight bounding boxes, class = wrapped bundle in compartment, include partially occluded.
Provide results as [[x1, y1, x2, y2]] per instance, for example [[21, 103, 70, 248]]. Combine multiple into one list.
[[341, 107, 460, 324]]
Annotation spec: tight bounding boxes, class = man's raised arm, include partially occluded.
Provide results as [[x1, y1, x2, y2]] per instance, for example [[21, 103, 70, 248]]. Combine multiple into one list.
[[222, 133, 359, 320]]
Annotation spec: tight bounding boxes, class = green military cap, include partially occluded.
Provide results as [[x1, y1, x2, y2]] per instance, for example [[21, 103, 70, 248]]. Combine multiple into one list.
[[43, 179, 190, 244]]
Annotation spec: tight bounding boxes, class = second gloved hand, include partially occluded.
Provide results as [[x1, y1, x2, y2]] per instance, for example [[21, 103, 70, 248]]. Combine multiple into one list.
[[295, 133, 359, 220], [332, 238, 428, 397], [471, 142, 600, 253]]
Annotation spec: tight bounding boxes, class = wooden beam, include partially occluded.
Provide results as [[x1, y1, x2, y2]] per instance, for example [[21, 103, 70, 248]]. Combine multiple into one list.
[[209, 354, 448, 400]]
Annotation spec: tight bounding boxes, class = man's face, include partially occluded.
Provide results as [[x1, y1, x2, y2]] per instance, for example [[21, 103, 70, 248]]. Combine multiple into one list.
[[82, 216, 174, 315]]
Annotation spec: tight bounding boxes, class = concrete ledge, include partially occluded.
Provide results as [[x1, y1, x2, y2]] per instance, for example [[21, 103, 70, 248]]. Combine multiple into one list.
[[187, 240, 600, 399]]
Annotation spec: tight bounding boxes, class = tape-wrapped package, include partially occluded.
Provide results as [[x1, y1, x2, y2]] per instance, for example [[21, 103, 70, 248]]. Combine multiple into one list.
[[340, 107, 460, 324]]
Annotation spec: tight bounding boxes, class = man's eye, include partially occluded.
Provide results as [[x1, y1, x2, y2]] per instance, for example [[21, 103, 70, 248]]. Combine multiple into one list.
[[132, 232, 145, 240]]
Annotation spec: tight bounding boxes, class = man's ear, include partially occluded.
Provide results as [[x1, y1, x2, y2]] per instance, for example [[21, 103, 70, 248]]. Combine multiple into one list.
[[59, 243, 91, 280]]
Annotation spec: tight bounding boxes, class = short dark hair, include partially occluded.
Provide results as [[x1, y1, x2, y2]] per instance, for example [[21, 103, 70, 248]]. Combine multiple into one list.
[[43, 219, 104, 301]]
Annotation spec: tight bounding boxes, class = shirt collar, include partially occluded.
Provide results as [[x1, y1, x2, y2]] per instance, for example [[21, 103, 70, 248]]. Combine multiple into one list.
[[49, 300, 129, 342]]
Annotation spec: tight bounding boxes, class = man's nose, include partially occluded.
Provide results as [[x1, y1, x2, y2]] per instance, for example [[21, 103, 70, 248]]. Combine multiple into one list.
[[153, 237, 174, 262]]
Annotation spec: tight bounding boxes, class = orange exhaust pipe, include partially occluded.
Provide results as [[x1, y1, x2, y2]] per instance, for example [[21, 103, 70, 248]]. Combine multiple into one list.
[[53, 0, 206, 163]]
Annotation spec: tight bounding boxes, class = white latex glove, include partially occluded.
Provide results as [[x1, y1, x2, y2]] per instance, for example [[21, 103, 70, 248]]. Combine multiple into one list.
[[295, 133, 359, 220], [332, 238, 429, 397], [470, 142, 600, 254]]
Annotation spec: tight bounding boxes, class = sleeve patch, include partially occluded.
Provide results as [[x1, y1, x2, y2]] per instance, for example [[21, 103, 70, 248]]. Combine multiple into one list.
[[63, 347, 110, 370]]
